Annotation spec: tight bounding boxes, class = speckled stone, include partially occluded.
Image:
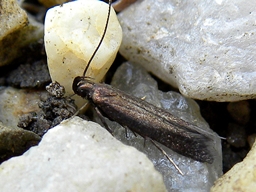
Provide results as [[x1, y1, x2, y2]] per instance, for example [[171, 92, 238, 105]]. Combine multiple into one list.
[[0, 117, 166, 192], [118, 0, 256, 101]]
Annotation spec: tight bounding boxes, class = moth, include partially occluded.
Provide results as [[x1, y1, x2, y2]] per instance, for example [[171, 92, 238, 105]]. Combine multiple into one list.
[[72, 0, 216, 173]]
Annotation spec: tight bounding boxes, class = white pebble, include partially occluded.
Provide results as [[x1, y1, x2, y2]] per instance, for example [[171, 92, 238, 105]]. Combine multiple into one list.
[[45, 0, 122, 107], [0, 117, 166, 192], [118, 0, 256, 101]]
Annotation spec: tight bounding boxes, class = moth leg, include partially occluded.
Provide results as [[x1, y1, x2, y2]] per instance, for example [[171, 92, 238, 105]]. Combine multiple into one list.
[[123, 125, 137, 138], [149, 138, 184, 175], [132, 130, 137, 137], [94, 106, 113, 136], [125, 127, 128, 138], [143, 137, 147, 148]]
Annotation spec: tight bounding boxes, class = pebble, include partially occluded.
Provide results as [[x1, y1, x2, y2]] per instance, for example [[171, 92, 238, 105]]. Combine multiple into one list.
[[44, 0, 122, 108], [0, 117, 167, 192], [118, 0, 256, 101]]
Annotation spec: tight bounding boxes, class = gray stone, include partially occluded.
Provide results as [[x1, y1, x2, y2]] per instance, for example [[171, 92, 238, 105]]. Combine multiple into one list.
[[0, 117, 166, 192], [118, 0, 256, 101], [0, 87, 45, 129], [100, 62, 222, 191], [0, 122, 40, 162]]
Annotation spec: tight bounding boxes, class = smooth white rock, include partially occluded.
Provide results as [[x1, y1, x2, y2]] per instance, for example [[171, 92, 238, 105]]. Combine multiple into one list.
[[45, 0, 122, 107], [97, 62, 222, 192], [0, 117, 166, 192], [118, 0, 256, 101]]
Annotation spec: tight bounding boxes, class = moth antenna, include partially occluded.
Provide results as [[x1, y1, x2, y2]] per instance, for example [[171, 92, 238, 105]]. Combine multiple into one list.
[[82, 0, 113, 77]]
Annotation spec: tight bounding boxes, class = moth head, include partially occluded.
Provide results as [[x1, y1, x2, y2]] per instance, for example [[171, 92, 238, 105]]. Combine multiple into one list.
[[72, 76, 94, 99]]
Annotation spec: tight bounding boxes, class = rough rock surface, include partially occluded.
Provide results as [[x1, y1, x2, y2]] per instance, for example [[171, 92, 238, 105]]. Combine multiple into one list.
[[0, 117, 166, 192], [118, 0, 256, 101], [0, 0, 43, 66], [211, 139, 256, 192]]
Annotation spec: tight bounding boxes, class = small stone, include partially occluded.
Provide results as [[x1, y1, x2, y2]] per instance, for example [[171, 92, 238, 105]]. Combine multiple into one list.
[[45, 0, 122, 108], [45, 81, 65, 98], [211, 138, 256, 192], [0, 117, 166, 192], [227, 101, 250, 125]]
